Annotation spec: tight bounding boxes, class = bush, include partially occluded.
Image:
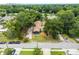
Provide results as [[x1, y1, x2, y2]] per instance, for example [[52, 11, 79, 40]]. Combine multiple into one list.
[[3, 48, 15, 55], [33, 48, 43, 55], [0, 13, 6, 17], [22, 38, 29, 43]]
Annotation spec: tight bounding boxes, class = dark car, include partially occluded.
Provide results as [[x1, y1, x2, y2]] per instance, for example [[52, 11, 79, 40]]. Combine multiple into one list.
[[8, 41, 20, 44], [14, 41, 20, 44], [8, 41, 14, 44], [0, 42, 6, 44]]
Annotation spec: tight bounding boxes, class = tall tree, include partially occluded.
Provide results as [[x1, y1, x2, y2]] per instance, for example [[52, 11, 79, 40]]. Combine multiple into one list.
[[4, 10, 42, 40], [69, 16, 79, 37], [57, 10, 75, 35], [44, 18, 63, 39]]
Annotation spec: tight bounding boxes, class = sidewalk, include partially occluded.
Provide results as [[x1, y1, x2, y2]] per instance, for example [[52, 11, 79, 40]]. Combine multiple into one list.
[[14, 48, 22, 55], [42, 48, 50, 55]]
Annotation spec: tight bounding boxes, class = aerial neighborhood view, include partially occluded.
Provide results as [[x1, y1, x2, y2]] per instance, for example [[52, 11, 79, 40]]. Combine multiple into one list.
[[0, 4, 79, 55]]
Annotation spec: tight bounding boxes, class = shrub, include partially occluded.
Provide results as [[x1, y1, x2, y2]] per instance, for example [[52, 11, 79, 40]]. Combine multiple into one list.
[[0, 13, 6, 17], [22, 38, 29, 43], [3, 48, 15, 55], [33, 48, 43, 55]]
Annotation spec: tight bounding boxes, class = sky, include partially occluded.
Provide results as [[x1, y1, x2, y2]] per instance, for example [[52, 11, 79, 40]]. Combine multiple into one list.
[[0, 0, 79, 4]]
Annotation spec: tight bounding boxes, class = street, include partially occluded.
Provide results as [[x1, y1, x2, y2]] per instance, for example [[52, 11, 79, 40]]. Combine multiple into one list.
[[0, 42, 79, 49]]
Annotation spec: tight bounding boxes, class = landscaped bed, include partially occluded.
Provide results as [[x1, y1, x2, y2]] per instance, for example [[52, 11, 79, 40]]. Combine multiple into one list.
[[20, 51, 34, 55], [51, 51, 65, 55], [20, 48, 43, 55]]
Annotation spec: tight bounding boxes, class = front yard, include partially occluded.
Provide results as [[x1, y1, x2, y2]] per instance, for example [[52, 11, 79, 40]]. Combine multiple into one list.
[[32, 33, 46, 42], [32, 33, 60, 43]]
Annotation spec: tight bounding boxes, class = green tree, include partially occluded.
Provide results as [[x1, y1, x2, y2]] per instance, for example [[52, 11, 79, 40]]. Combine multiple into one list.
[[72, 8, 79, 17], [69, 16, 79, 37], [44, 18, 63, 39], [4, 10, 42, 40], [57, 10, 75, 35]]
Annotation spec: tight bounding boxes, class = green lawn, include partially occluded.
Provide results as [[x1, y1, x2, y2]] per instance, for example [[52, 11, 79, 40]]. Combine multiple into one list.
[[51, 51, 65, 55], [32, 34, 60, 43], [32, 34, 46, 42], [20, 51, 34, 55], [20, 51, 43, 55], [20, 48, 43, 55]]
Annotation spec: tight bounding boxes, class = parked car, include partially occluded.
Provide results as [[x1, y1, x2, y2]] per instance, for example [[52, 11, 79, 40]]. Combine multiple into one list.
[[8, 41, 20, 44], [0, 42, 6, 44]]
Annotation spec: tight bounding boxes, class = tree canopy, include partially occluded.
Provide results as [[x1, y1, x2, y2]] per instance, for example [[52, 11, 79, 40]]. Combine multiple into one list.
[[4, 10, 42, 40], [44, 18, 63, 39], [57, 10, 75, 35]]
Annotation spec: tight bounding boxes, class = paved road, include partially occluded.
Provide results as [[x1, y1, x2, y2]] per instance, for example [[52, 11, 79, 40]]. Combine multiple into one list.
[[0, 42, 79, 49]]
